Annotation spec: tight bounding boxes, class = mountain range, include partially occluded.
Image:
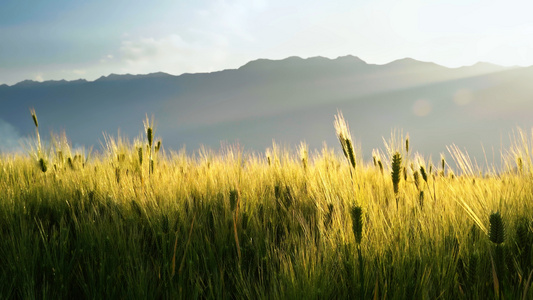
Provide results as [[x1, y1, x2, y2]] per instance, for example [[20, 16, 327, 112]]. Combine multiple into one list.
[[1, 55, 532, 167]]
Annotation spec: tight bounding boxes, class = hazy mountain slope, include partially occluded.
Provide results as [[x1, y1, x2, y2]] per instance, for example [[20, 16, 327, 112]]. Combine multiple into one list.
[[0, 56, 529, 166]]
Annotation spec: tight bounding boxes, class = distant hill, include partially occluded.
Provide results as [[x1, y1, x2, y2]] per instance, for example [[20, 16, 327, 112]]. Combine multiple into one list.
[[1, 55, 531, 167]]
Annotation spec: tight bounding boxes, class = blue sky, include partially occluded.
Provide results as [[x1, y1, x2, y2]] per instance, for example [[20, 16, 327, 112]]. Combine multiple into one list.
[[2, 0, 533, 85]]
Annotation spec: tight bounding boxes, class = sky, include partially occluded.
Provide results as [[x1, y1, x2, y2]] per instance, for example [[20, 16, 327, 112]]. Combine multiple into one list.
[[2, 0, 533, 85]]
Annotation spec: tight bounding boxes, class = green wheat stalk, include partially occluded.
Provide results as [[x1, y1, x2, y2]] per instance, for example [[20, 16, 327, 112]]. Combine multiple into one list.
[[391, 152, 402, 208], [489, 211, 505, 299], [350, 205, 364, 298], [391, 152, 402, 195], [144, 115, 155, 175]]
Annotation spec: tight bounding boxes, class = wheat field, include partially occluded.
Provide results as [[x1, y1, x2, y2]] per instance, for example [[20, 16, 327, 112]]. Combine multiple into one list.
[[0, 112, 531, 299]]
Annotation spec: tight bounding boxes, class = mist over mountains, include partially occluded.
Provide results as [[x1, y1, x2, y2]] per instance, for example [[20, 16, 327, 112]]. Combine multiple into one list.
[[1, 55, 532, 166]]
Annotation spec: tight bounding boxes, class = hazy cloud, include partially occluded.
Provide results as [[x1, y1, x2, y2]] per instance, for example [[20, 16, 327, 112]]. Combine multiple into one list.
[[0, 119, 27, 153]]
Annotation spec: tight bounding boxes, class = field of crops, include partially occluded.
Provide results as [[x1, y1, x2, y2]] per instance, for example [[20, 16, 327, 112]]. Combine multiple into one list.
[[0, 113, 531, 299]]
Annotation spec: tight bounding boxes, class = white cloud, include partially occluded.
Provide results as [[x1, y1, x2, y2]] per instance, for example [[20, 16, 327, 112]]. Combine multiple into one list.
[[120, 35, 190, 63], [116, 33, 241, 75], [96, 1, 273, 77], [100, 54, 115, 64]]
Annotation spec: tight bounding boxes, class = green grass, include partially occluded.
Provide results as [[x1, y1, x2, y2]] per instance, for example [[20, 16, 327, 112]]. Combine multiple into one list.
[[0, 115, 532, 299]]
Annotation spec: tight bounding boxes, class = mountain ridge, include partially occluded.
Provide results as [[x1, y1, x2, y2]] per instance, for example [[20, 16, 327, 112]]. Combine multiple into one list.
[[3, 55, 511, 87], [0, 55, 531, 168]]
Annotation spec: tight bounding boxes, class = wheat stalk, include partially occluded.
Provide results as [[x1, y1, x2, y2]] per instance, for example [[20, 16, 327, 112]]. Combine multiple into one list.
[[334, 111, 356, 170]]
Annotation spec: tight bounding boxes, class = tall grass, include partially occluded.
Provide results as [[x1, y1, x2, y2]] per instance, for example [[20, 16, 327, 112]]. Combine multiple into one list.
[[0, 112, 532, 299]]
